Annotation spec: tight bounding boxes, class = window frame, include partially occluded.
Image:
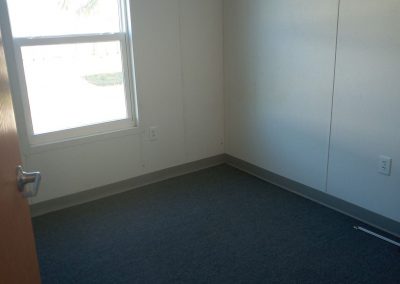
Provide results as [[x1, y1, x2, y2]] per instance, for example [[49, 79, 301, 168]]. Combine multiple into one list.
[[11, 0, 138, 146]]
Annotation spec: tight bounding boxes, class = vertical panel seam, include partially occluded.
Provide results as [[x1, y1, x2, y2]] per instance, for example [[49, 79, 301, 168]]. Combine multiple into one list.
[[221, 0, 227, 152], [177, 0, 189, 162], [325, 0, 341, 193]]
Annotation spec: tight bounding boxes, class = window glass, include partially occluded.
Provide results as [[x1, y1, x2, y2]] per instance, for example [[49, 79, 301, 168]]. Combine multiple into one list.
[[8, 0, 121, 37], [21, 41, 128, 134]]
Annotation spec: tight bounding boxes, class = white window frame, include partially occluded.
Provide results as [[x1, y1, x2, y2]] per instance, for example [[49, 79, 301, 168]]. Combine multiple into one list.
[[12, 0, 138, 146]]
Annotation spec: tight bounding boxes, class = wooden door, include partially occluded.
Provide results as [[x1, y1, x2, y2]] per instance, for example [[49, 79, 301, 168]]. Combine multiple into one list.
[[0, 15, 41, 284]]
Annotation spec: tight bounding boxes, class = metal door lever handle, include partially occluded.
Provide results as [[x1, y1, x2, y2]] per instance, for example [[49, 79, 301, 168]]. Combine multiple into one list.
[[16, 166, 41, 198]]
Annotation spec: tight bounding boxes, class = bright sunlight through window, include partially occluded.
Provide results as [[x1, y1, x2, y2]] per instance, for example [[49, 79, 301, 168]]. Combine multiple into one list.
[[7, 0, 136, 143]]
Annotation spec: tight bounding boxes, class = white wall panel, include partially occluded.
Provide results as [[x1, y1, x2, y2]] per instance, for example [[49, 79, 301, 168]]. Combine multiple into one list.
[[327, 0, 400, 222], [28, 135, 143, 203], [132, 0, 186, 172], [224, 0, 338, 191], [180, 0, 224, 162]]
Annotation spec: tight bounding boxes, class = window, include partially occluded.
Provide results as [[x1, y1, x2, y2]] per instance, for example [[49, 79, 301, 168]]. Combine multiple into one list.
[[7, 0, 137, 145]]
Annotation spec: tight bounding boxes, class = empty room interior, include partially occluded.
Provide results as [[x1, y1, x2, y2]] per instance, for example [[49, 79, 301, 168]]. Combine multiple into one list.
[[1, 0, 400, 283]]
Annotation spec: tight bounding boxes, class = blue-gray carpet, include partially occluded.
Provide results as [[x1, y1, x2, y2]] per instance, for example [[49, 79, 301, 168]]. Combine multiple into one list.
[[33, 165, 400, 284]]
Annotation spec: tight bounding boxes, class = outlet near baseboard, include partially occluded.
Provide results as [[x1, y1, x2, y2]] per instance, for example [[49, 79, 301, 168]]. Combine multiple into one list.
[[378, 155, 392, 176], [148, 126, 158, 141]]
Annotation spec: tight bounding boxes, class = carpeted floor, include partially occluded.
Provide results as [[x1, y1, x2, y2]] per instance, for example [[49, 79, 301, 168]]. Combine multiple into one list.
[[33, 165, 400, 284]]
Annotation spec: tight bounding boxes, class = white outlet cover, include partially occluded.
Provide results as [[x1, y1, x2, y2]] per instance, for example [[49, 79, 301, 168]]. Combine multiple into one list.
[[149, 127, 158, 141], [378, 155, 392, 176]]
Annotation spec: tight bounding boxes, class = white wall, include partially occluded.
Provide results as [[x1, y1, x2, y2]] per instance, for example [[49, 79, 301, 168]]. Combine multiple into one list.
[[327, 0, 400, 222], [224, 0, 400, 223], [224, 0, 339, 191], [25, 0, 224, 204], [22, 0, 400, 223]]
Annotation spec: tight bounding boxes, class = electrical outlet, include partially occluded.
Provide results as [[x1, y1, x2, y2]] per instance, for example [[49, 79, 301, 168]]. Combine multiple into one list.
[[148, 126, 158, 141], [378, 155, 392, 176]]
